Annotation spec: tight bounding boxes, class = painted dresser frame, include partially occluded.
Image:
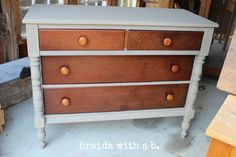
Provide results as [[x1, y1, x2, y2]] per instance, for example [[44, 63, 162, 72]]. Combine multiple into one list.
[[23, 5, 218, 148]]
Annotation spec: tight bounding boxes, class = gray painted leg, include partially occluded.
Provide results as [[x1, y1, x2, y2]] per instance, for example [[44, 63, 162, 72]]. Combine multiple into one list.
[[181, 55, 205, 138], [36, 128, 46, 148], [30, 57, 46, 148]]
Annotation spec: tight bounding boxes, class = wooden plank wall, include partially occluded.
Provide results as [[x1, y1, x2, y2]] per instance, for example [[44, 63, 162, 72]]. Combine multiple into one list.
[[0, 0, 19, 62], [0, 2, 4, 63]]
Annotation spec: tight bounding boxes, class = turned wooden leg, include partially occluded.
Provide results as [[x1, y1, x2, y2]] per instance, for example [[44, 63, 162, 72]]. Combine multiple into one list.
[[36, 128, 46, 148], [181, 55, 205, 138], [30, 57, 46, 148]]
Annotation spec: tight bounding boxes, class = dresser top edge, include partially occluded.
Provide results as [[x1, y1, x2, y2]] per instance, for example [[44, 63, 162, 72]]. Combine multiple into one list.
[[22, 4, 218, 28]]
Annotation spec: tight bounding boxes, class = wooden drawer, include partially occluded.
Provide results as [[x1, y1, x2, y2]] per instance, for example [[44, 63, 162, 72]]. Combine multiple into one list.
[[39, 29, 125, 50], [44, 84, 188, 114], [42, 56, 194, 84], [127, 31, 203, 50]]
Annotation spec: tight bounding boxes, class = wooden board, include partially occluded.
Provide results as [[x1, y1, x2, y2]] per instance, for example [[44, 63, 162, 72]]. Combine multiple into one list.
[[41, 56, 194, 84], [1, 0, 19, 61], [206, 95, 236, 147], [0, 77, 32, 109], [44, 84, 189, 114], [0, 37, 4, 63], [199, 0, 212, 18], [206, 138, 236, 157], [217, 29, 236, 95], [0, 104, 4, 133]]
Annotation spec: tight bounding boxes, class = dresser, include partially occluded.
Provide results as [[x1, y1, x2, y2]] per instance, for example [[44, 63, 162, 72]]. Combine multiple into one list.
[[23, 5, 218, 148]]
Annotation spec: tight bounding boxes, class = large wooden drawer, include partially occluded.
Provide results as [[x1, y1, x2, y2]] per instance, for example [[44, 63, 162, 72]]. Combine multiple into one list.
[[39, 29, 125, 50], [44, 84, 188, 114], [41, 56, 194, 84], [127, 31, 203, 50]]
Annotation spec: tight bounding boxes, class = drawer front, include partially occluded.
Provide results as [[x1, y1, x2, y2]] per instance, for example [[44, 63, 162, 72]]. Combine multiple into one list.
[[127, 31, 203, 50], [44, 84, 188, 114], [42, 56, 194, 84], [39, 29, 125, 50]]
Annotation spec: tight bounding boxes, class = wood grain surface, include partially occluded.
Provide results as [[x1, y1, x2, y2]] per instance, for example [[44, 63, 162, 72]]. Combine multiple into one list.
[[217, 30, 236, 95], [41, 56, 194, 84], [39, 29, 125, 50], [206, 95, 236, 148], [44, 84, 189, 114], [206, 139, 236, 157], [0, 39, 4, 63], [0, 103, 4, 133], [127, 30, 203, 50], [0, 77, 32, 109]]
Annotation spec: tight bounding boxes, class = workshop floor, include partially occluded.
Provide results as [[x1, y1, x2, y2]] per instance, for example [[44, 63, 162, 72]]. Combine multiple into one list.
[[0, 77, 227, 157]]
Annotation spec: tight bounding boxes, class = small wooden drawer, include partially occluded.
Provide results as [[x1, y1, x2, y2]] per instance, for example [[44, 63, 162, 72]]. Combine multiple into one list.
[[127, 30, 203, 50], [44, 84, 188, 114], [39, 29, 125, 50], [41, 56, 194, 84]]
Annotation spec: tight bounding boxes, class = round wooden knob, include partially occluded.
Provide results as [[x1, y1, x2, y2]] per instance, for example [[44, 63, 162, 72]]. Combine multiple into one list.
[[166, 93, 174, 101], [78, 36, 88, 46], [60, 66, 70, 76], [171, 65, 180, 73], [61, 97, 70, 106], [163, 37, 172, 47]]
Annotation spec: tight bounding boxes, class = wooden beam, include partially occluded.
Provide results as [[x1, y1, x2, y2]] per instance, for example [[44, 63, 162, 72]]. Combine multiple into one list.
[[0, 104, 4, 133], [199, 0, 207, 16], [0, 77, 32, 109], [1, 0, 19, 61], [15, 0, 21, 42], [64, 0, 69, 4], [0, 1, 6, 62], [0, 36, 4, 63], [199, 0, 212, 18], [136, 0, 140, 7], [204, 0, 212, 17], [107, 0, 113, 6]]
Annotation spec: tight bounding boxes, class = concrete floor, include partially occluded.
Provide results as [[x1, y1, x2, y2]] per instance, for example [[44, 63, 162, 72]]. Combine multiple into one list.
[[0, 77, 227, 157], [206, 40, 228, 69]]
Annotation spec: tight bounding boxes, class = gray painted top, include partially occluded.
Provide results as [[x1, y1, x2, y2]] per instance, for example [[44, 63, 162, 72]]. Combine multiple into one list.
[[23, 4, 218, 28]]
